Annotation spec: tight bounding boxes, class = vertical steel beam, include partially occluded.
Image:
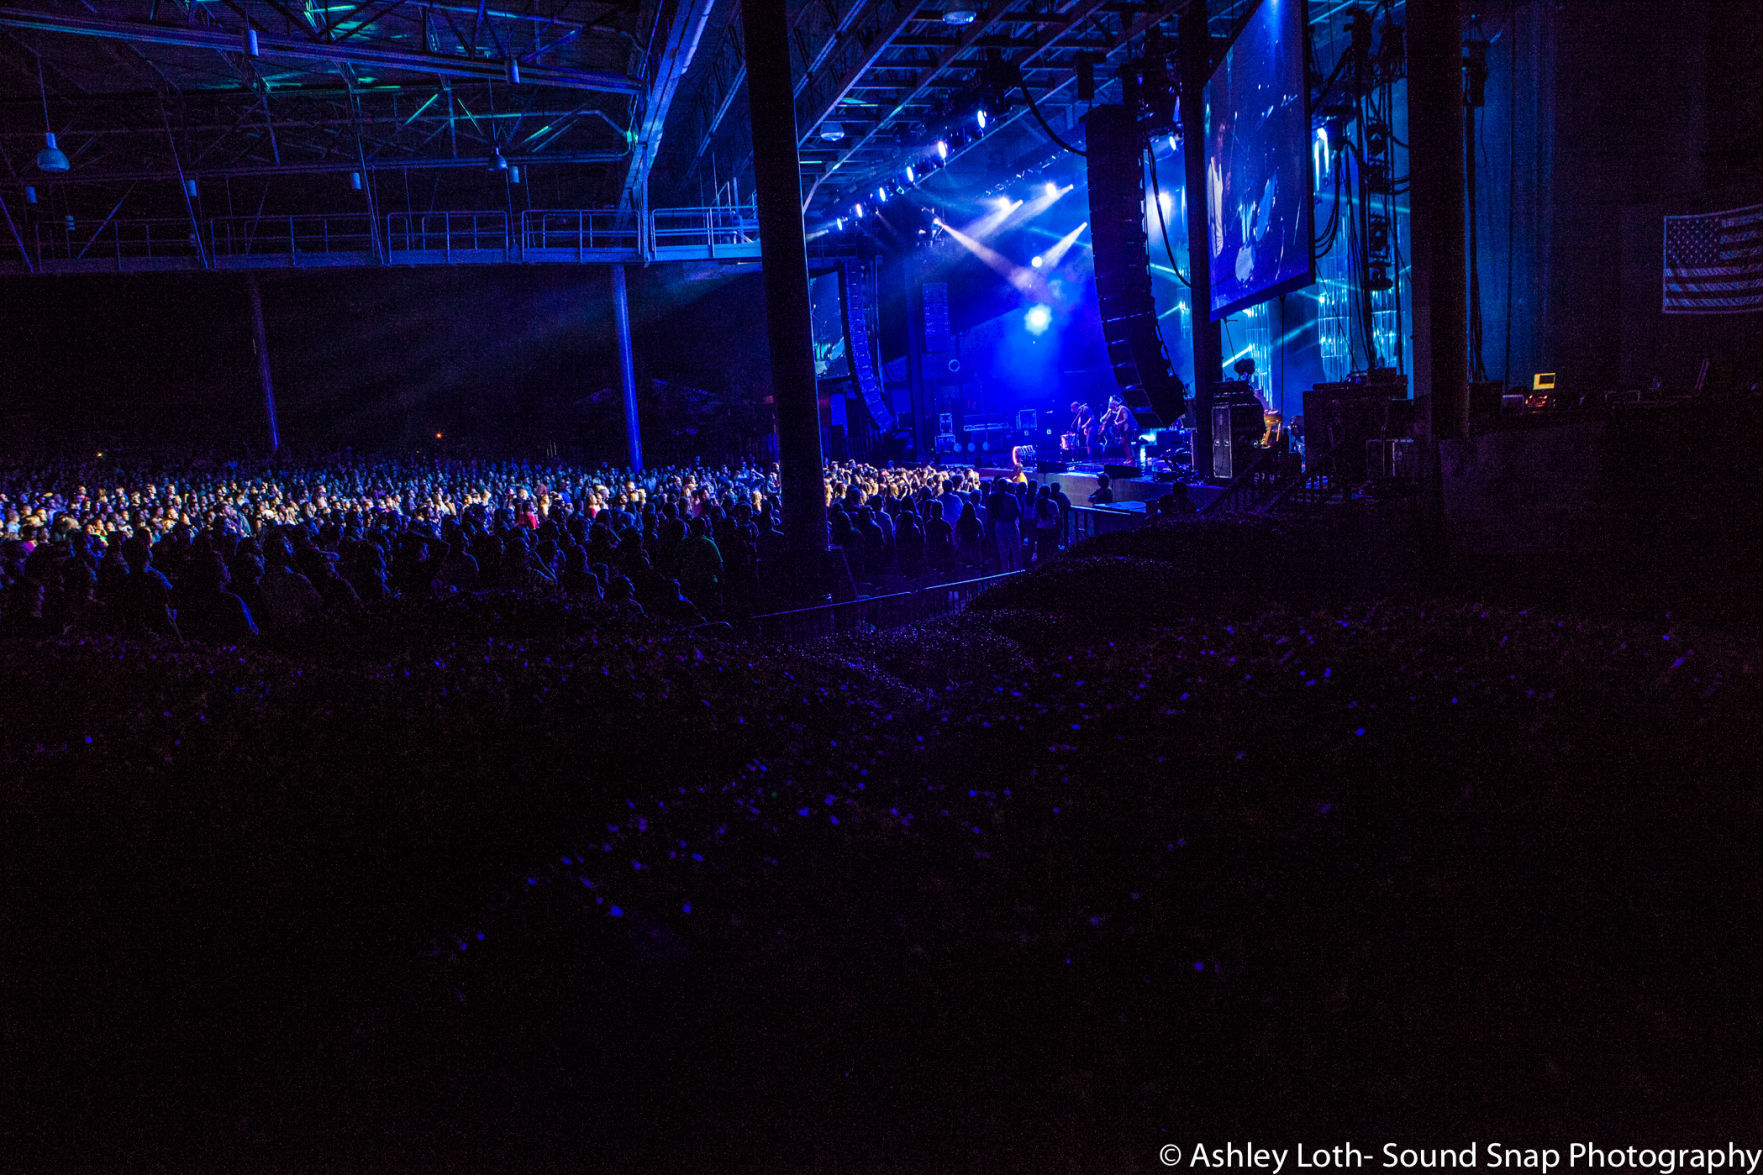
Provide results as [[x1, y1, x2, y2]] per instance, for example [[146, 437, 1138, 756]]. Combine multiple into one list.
[[741, 0, 827, 552], [1408, 0, 1468, 441], [903, 251, 925, 458], [0, 193, 33, 273], [611, 263, 644, 472], [246, 274, 281, 454], [1181, 0, 1222, 472]]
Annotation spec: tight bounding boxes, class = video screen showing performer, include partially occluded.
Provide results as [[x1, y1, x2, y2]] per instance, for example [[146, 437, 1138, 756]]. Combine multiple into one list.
[[1203, 0, 1314, 319], [810, 269, 850, 378]]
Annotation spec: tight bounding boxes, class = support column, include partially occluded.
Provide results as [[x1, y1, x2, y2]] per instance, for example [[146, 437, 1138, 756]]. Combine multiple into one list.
[[741, 0, 827, 553], [611, 263, 644, 472], [246, 274, 280, 455], [1181, 0, 1224, 476], [903, 253, 926, 460], [1408, 0, 1469, 441]]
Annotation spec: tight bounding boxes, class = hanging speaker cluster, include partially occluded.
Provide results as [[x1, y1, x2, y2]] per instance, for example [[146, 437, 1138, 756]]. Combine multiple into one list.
[[843, 261, 895, 432], [1084, 104, 1186, 429]]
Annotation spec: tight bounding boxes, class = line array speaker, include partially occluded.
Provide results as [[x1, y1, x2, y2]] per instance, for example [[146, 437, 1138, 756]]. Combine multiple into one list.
[[1084, 103, 1187, 430], [843, 261, 895, 431]]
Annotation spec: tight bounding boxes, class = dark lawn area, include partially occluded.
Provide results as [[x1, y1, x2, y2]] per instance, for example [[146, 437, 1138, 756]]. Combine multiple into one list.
[[3, 517, 1760, 1171]]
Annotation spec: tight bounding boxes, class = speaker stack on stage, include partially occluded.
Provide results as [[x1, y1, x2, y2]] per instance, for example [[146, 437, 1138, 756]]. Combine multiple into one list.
[[1209, 380, 1265, 480], [1085, 104, 1187, 431]]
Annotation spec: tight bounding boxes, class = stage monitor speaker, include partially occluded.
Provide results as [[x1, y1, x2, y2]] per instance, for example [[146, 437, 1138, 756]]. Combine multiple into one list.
[[1085, 104, 1187, 430]]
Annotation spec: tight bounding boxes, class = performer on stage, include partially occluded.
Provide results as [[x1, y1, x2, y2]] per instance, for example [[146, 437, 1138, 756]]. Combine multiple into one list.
[[1068, 401, 1097, 460], [1101, 397, 1133, 459], [1233, 356, 1282, 448]]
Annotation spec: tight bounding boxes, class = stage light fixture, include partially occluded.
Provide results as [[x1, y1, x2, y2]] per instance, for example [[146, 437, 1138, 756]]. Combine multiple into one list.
[[36, 132, 69, 174], [245, 27, 261, 57], [821, 122, 846, 142], [34, 63, 68, 174], [1044, 181, 1060, 199], [937, 140, 949, 160], [350, 171, 363, 190], [1024, 304, 1052, 335], [976, 108, 988, 130], [906, 166, 915, 183], [878, 186, 888, 203], [510, 166, 522, 184], [490, 147, 509, 171], [24, 186, 36, 204], [185, 178, 198, 198], [506, 57, 521, 85], [943, 5, 978, 24], [1031, 255, 1044, 268], [854, 203, 864, 218]]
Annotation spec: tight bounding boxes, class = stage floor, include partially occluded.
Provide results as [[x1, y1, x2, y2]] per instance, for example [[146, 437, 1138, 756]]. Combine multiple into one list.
[[975, 465, 1222, 511]]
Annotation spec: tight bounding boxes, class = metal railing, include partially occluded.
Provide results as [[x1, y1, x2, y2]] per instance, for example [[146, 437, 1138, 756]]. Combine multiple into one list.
[[745, 569, 1021, 646], [1065, 502, 1147, 547], [649, 205, 760, 257], [387, 211, 511, 259], [5, 204, 763, 273], [1200, 448, 1280, 514], [1262, 443, 1345, 515], [32, 217, 202, 266], [520, 208, 640, 258], [210, 213, 376, 261]]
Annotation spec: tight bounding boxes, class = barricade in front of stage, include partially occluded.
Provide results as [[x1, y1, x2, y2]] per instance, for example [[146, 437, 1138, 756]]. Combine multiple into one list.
[[745, 570, 1022, 646]]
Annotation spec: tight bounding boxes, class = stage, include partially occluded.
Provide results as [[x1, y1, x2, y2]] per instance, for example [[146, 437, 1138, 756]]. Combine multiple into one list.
[[974, 464, 1223, 511]]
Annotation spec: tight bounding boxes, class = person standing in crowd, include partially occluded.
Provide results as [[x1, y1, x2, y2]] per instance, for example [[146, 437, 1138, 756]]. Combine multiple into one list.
[[1031, 485, 1061, 565], [985, 477, 1021, 573], [676, 515, 723, 613]]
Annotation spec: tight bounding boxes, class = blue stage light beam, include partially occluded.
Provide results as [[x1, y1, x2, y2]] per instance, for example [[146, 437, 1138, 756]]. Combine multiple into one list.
[[965, 182, 1067, 241], [964, 195, 1024, 239], [1039, 220, 1088, 269], [934, 215, 1042, 295]]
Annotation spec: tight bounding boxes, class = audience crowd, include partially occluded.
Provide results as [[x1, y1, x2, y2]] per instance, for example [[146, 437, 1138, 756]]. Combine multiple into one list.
[[0, 453, 1095, 641]]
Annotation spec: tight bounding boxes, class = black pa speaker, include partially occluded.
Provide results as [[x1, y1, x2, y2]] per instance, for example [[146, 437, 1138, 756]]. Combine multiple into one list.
[[1085, 104, 1187, 430]]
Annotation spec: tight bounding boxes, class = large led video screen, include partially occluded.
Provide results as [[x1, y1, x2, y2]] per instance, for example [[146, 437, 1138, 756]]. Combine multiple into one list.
[[1203, 0, 1313, 320], [809, 268, 850, 379]]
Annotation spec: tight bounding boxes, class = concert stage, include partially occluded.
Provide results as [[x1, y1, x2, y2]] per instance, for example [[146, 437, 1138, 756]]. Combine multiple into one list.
[[975, 465, 1223, 511]]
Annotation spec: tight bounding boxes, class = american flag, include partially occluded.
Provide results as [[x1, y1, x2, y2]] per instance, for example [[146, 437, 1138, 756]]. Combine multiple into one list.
[[1663, 202, 1763, 314]]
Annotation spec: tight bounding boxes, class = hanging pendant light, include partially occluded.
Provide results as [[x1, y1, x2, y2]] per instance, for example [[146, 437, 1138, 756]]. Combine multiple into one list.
[[35, 60, 68, 173], [37, 133, 69, 173]]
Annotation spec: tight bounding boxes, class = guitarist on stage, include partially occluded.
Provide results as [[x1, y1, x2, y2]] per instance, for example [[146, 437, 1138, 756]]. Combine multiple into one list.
[[1100, 397, 1133, 460]]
